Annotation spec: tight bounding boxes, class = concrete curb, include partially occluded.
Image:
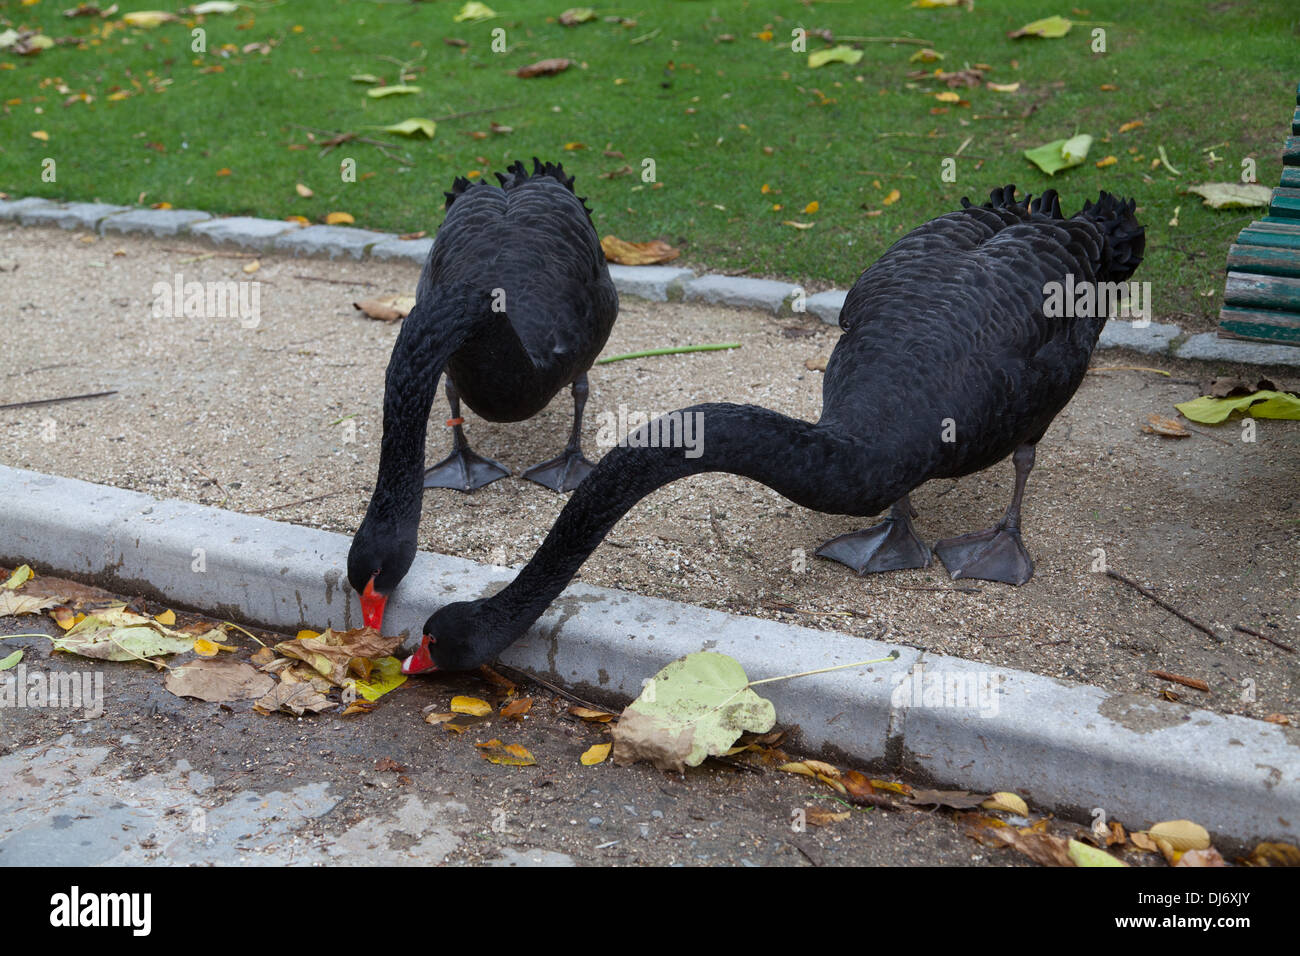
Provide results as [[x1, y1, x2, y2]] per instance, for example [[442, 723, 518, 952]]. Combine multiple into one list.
[[1, 463, 1295, 847], [5, 196, 1300, 366]]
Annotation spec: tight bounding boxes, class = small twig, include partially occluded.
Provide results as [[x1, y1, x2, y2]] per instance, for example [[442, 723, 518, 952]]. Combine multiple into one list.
[[292, 274, 378, 287], [490, 661, 610, 713], [597, 343, 741, 365], [0, 390, 117, 412], [222, 621, 267, 647], [1105, 569, 1224, 642], [748, 652, 899, 687], [1088, 366, 1171, 376], [1233, 624, 1295, 654], [1149, 669, 1209, 692], [246, 490, 343, 515], [836, 34, 935, 46]]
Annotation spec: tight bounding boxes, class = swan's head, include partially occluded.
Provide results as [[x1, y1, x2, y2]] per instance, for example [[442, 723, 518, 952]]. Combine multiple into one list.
[[347, 515, 418, 631], [402, 598, 499, 674]]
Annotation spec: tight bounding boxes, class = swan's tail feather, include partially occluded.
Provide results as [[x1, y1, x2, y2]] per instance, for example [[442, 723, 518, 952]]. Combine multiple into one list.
[[1075, 191, 1145, 282]]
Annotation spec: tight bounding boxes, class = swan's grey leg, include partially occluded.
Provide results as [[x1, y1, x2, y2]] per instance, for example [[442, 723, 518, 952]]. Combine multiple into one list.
[[423, 377, 511, 492], [522, 372, 596, 493], [933, 443, 1035, 586], [815, 494, 932, 575]]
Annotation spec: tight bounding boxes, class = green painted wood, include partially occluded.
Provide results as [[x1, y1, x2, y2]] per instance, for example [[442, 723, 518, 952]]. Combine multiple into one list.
[[1270, 190, 1300, 219], [1237, 228, 1300, 250], [1224, 271, 1300, 310], [1219, 310, 1300, 344], [1261, 216, 1300, 228], [1294, 106, 1300, 136], [1287, 136, 1300, 166], [1282, 167, 1300, 189], [1227, 244, 1300, 277]]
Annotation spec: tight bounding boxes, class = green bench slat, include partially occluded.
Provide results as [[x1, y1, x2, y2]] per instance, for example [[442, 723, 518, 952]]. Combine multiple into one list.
[[1227, 243, 1300, 277], [1219, 306, 1300, 345], [1260, 216, 1300, 228], [1287, 136, 1300, 167], [1237, 228, 1300, 250], [1223, 271, 1300, 310], [1294, 106, 1300, 136], [1270, 188, 1300, 219], [1282, 168, 1300, 189]]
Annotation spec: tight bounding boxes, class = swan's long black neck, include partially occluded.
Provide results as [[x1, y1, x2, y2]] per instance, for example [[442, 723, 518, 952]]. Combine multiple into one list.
[[479, 403, 908, 653], [368, 289, 480, 532]]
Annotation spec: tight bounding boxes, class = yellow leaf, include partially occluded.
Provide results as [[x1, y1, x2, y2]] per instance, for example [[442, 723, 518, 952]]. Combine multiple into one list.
[[107, 91, 131, 101], [803, 200, 819, 214], [882, 188, 901, 205], [31, 130, 49, 141], [581, 743, 612, 765], [601, 235, 681, 265], [453, 2, 497, 22], [122, 11, 178, 27], [934, 91, 960, 103], [215, 167, 231, 176], [243, 260, 260, 274], [986, 81, 1020, 93], [760, 183, 772, 194], [1095, 155, 1117, 168], [1119, 120, 1144, 133], [500, 697, 533, 719], [1148, 820, 1211, 852], [154, 609, 176, 626], [295, 183, 313, 198], [476, 738, 536, 766], [756, 30, 773, 42], [381, 118, 436, 138], [296, 629, 319, 641], [564, 141, 586, 151], [324, 211, 354, 225], [568, 705, 617, 722], [981, 791, 1029, 816], [193, 638, 222, 657], [285, 215, 309, 224], [2, 565, 33, 589], [451, 695, 493, 716]]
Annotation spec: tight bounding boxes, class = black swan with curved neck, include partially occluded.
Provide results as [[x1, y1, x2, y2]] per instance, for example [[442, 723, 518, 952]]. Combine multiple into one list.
[[403, 186, 1144, 672], [348, 159, 618, 629]]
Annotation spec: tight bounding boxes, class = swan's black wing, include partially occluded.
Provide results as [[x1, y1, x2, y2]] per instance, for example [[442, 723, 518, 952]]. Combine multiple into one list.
[[823, 187, 1142, 478], [421, 159, 617, 372]]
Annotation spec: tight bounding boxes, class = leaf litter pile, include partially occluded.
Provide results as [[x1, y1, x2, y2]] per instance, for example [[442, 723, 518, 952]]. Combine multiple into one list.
[[3, 564, 1295, 867]]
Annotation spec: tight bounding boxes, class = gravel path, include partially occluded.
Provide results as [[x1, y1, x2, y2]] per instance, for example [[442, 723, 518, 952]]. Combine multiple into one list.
[[2, 225, 1298, 724]]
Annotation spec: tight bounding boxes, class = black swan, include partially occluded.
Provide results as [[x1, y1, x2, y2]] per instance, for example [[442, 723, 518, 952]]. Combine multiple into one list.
[[403, 186, 1145, 672], [348, 159, 619, 629]]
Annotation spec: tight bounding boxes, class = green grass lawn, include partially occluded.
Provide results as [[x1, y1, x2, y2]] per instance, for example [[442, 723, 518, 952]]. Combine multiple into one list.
[[2, 0, 1295, 329]]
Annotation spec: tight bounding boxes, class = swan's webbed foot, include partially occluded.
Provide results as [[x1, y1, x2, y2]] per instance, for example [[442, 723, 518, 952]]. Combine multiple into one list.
[[423, 447, 510, 492], [933, 526, 1033, 586], [522, 448, 594, 493], [815, 497, 931, 575]]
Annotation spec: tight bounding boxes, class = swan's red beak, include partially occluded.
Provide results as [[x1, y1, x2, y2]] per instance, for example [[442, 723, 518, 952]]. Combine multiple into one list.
[[401, 635, 438, 675], [360, 577, 388, 631]]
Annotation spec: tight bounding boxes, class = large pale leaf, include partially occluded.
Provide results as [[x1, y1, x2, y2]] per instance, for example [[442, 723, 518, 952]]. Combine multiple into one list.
[[611, 652, 776, 772], [1009, 15, 1073, 38], [382, 118, 436, 138], [165, 658, 275, 702], [1186, 183, 1272, 209], [1176, 390, 1300, 424], [272, 627, 400, 684], [352, 656, 406, 701], [366, 85, 421, 99], [0, 592, 60, 616], [601, 235, 680, 265], [808, 46, 863, 69], [1024, 135, 1091, 175], [454, 2, 497, 22], [53, 608, 196, 661], [2, 565, 33, 589]]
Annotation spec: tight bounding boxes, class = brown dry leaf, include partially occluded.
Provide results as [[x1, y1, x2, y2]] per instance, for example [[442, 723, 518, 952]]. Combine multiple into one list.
[[423, 711, 458, 724], [569, 704, 618, 722], [1264, 713, 1291, 725], [1108, 821, 1127, 846], [272, 626, 401, 685], [515, 57, 572, 78], [0, 592, 61, 616], [804, 356, 829, 372], [398, 230, 429, 240], [872, 779, 913, 796], [1142, 413, 1190, 437], [600, 235, 681, 265], [324, 211, 355, 225], [477, 738, 537, 766], [253, 679, 333, 716], [777, 760, 835, 780], [165, 658, 275, 703], [909, 788, 988, 810], [478, 664, 517, 693], [341, 699, 376, 716], [1130, 830, 1159, 853], [1244, 842, 1300, 866], [1175, 847, 1227, 867], [353, 295, 417, 322], [807, 808, 852, 826], [581, 742, 612, 766], [1119, 120, 1144, 133], [285, 215, 310, 224], [452, 695, 494, 716], [374, 757, 405, 773], [500, 697, 533, 720], [250, 646, 276, 666], [989, 827, 1075, 867]]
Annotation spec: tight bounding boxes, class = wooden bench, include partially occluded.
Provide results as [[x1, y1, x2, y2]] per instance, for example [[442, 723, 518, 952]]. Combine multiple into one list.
[[1217, 82, 1300, 346]]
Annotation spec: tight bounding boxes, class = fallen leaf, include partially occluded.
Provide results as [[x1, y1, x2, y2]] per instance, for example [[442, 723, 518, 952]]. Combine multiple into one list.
[[934, 91, 961, 103], [909, 48, 944, 63], [500, 697, 532, 719], [1095, 155, 1118, 168], [243, 260, 259, 274], [569, 704, 617, 722], [601, 235, 680, 265], [909, 788, 988, 810], [882, 189, 901, 205], [1176, 847, 1227, 867], [807, 808, 852, 826], [1118, 120, 1144, 133], [1023, 134, 1092, 175], [782, 221, 815, 230], [122, 10, 178, 27], [1008, 15, 1073, 39], [808, 45, 863, 69], [1130, 831, 1159, 852], [453, 1, 497, 22], [515, 58, 571, 78], [1244, 842, 1300, 866], [353, 295, 417, 322], [324, 211, 355, 225], [559, 7, 596, 26], [1142, 413, 1190, 437], [1068, 838, 1128, 866], [295, 183, 313, 198], [253, 679, 333, 716], [581, 742, 612, 765], [165, 658, 275, 702], [272, 627, 401, 684], [381, 118, 436, 138], [31, 130, 49, 141], [53, 608, 196, 662], [981, 792, 1029, 816], [803, 201, 819, 214], [989, 827, 1075, 866], [804, 356, 828, 372], [1177, 390, 1300, 423], [476, 738, 536, 766], [611, 652, 776, 772], [2, 566, 34, 589], [452, 695, 493, 717], [367, 84, 422, 98], [1185, 182, 1272, 209], [352, 655, 406, 701], [1148, 819, 1211, 852], [986, 81, 1021, 93], [0, 650, 22, 671]]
